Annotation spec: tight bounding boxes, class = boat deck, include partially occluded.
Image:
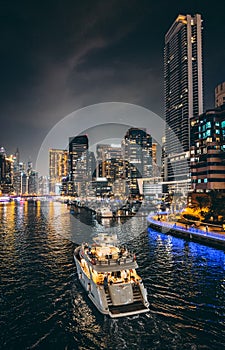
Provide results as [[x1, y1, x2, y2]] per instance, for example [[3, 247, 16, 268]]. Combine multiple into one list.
[[109, 301, 149, 316]]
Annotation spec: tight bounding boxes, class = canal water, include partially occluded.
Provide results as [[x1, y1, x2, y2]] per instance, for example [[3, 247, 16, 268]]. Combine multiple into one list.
[[0, 201, 224, 350]]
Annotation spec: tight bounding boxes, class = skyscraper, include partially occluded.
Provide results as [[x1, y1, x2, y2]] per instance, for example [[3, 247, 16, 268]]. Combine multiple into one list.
[[49, 149, 68, 194], [68, 135, 95, 196], [96, 144, 125, 196], [164, 14, 203, 184], [0, 147, 13, 194], [122, 128, 152, 196], [69, 135, 88, 183]]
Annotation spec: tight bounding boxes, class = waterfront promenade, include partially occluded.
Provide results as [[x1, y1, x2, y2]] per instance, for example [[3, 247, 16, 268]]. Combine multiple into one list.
[[147, 214, 225, 250]]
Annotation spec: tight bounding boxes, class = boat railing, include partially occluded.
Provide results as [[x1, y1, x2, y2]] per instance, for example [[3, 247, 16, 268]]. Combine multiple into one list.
[[89, 254, 135, 266]]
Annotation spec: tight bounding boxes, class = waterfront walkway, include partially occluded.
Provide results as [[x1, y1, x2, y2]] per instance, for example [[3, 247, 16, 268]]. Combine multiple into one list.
[[147, 214, 225, 250]]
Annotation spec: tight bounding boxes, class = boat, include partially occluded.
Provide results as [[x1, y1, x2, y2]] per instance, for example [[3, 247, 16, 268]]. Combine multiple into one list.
[[96, 207, 113, 218], [73, 233, 149, 318]]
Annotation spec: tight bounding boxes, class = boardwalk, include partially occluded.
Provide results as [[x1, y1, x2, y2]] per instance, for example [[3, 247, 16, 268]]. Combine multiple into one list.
[[147, 214, 225, 250]]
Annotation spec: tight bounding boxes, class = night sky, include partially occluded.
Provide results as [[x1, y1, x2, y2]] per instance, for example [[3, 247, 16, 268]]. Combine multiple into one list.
[[1, 0, 225, 165]]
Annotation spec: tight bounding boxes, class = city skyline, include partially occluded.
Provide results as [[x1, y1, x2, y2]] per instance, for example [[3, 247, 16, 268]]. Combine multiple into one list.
[[1, 2, 225, 164]]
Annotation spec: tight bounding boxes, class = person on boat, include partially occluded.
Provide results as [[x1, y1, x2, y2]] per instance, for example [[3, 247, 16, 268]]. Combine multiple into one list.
[[131, 276, 137, 286], [118, 250, 122, 258], [121, 270, 128, 280], [84, 243, 89, 250]]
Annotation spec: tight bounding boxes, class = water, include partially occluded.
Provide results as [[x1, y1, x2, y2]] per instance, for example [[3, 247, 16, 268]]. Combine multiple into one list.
[[0, 201, 224, 350]]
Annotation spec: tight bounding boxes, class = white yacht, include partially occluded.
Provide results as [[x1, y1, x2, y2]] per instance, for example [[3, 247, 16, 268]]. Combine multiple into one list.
[[96, 207, 113, 218], [74, 234, 149, 318]]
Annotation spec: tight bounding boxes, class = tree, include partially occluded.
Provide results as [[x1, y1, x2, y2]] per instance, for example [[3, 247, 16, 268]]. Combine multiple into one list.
[[207, 191, 225, 222]]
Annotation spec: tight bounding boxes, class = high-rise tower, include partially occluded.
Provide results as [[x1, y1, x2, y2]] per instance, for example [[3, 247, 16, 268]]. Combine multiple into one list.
[[68, 135, 91, 196], [49, 149, 68, 194], [122, 128, 152, 196], [164, 14, 203, 184], [69, 135, 89, 183]]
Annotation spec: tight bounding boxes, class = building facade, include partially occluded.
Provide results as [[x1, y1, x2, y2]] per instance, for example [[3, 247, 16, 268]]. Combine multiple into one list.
[[69, 135, 88, 184], [68, 135, 96, 196], [96, 144, 125, 196], [190, 105, 225, 191], [122, 128, 152, 196], [49, 149, 68, 194], [215, 82, 225, 108], [0, 147, 14, 194], [164, 14, 203, 184]]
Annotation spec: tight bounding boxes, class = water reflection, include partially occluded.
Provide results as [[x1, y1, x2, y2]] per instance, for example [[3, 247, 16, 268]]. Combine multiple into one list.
[[0, 201, 224, 350]]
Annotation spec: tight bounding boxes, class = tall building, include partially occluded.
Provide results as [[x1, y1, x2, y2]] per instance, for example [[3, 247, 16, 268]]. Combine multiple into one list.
[[49, 149, 68, 194], [96, 145, 123, 178], [215, 82, 225, 107], [38, 176, 49, 195], [27, 169, 39, 195], [164, 14, 203, 185], [122, 128, 152, 196], [190, 104, 225, 191], [152, 143, 161, 177], [68, 135, 95, 196], [69, 135, 88, 181], [14, 148, 20, 168], [96, 144, 125, 196], [13, 161, 26, 195], [0, 148, 13, 194]]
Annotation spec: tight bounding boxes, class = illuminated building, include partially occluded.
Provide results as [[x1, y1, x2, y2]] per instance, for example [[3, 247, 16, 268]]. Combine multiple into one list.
[[38, 176, 49, 195], [122, 128, 152, 196], [68, 135, 95, 196], [96, 144, 125, 196], [164, 14, 203, 186], [190, 104, 225, 191], [49, 149, 68, 194], [93, 177, 112, 197], [152, 143, 161, 177], [0, 147, 13, 194], [27, 166, 38, 195], [13, 160, 26, 195], [215, 82, 225, 107]]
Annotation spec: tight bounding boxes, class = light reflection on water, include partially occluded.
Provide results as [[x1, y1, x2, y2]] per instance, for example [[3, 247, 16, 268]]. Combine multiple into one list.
[[0, 201, 224, 350]]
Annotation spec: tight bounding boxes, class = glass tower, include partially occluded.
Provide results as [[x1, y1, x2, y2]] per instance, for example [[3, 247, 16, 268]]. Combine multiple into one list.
[[164, 14, 203, 182]]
